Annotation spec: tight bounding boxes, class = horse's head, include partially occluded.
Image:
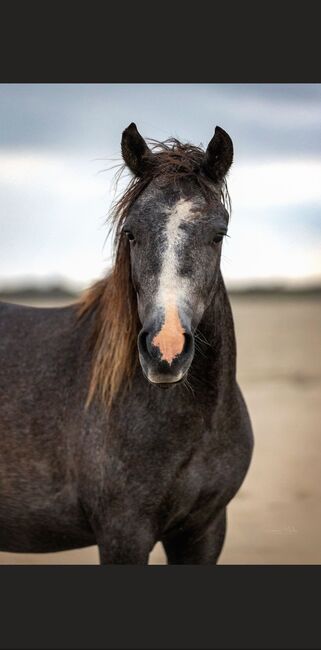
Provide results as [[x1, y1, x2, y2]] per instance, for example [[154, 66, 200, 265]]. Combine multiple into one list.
[[121, 123, 233, 389]]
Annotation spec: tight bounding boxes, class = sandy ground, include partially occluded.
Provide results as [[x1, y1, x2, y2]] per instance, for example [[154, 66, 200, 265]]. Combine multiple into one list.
[[0, 296, 320, 564]]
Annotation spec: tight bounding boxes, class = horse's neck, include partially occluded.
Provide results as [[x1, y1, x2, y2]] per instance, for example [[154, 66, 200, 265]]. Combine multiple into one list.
[[195, 272, 237, 385]]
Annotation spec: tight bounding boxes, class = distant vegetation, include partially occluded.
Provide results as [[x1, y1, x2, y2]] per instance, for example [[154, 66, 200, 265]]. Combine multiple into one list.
[[228, 285, 321, 298], [0, 283, 320, 302], [0, 285, 79, 301]]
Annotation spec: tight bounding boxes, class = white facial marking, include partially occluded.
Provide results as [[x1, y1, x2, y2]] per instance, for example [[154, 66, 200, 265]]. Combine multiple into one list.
[[158, 198, 195, 308], [152, 199, 195, 365]]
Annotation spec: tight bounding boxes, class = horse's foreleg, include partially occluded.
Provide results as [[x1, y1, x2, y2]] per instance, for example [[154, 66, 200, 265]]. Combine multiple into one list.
[[96, 523, 153, 565], [98, 541, 149, 565], [162, 508, 227, 565]]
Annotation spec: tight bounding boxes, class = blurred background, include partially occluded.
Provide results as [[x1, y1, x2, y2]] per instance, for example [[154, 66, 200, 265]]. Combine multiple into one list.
[[0, 84, 320, 563]]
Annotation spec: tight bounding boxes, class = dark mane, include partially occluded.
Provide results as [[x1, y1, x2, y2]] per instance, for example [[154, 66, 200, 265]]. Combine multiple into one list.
[[78, 137, 231, 407]]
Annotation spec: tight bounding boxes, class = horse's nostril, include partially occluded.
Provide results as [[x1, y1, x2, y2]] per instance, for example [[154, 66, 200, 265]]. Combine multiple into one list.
[[183, 332, 193, 356], [139, 330, 158, 359], [138, 330, 148, 355]]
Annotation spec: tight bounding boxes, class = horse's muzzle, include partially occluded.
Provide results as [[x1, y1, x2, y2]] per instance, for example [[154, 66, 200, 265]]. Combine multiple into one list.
[[137, 326, 194, 386]]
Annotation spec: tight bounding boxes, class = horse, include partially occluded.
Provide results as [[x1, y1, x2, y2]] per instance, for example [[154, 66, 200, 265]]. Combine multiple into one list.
[[0, 123, 253, 564]]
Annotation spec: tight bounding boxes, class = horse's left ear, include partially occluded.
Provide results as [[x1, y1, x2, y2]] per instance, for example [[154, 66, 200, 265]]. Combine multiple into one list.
[[121, 122, 153, 177], [202, 126, 233, 183]]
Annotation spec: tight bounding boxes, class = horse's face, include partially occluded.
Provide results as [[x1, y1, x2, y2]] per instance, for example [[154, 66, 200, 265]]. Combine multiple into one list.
[[121, 123, 233, 387], [124, 183, 228, 385]]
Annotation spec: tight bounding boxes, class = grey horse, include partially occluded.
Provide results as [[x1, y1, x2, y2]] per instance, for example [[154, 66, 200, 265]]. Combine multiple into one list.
[[0, 123, 253, 563]]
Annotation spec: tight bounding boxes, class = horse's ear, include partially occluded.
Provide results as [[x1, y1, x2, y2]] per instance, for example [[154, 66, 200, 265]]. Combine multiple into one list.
[[202, 126, 233, 183], [121, 123, 153, 177]]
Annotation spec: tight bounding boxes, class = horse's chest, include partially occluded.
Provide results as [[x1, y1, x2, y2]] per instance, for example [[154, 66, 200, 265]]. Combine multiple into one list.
[[159, 435, 246, 533], [163, 454, 207, 525], [99, 406, 249, 535]]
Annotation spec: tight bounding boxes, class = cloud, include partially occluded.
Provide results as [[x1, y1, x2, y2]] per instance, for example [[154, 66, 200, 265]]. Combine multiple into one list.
[[0, 83, 320, 288], [229, 158, 321, 208], [0, 149, 320, 287], [2, 84, 321, 160]]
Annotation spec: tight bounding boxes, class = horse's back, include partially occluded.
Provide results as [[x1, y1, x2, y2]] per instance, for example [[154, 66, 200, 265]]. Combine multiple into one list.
[[0, 299, 80, 375], [0, 300, 77, 345], [0, 299, 90, 425]]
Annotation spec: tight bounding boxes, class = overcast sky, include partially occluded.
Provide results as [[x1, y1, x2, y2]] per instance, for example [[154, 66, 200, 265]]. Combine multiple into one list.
[[0, 84, 320, 289]]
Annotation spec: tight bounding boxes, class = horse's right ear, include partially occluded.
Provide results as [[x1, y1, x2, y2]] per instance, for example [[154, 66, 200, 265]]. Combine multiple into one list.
[[121, 123, 153, 177], [202, 126, 233, 183]]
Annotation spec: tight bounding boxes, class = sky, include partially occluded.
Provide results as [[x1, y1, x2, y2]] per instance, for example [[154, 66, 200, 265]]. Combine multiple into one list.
[[0, 84, 320, 290]]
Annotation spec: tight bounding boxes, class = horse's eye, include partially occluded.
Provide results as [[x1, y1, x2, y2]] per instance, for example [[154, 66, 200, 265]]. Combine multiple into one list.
[[123, 229, 135, 242], [212, 234, 224, 244]]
